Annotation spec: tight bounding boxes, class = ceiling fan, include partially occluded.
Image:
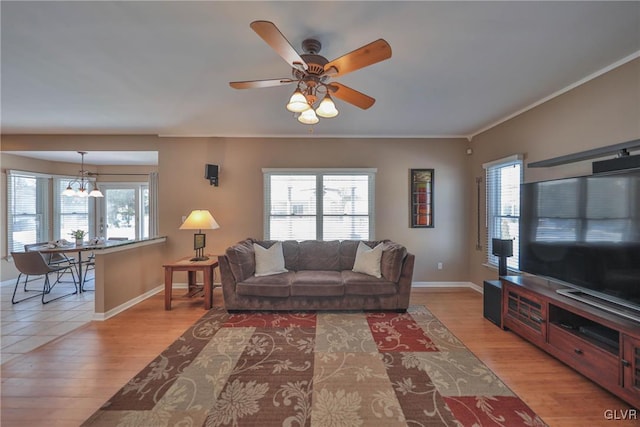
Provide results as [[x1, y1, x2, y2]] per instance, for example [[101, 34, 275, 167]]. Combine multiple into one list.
[[229, 20, 392, 125]]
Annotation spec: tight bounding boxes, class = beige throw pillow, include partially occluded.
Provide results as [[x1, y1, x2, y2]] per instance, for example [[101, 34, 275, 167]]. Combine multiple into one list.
[[253, 242, 288, 276], [352, 241, 383, 278]]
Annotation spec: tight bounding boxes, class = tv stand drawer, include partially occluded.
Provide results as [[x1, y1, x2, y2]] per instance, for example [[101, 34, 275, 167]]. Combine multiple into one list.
[[548, 324, 618, 390]]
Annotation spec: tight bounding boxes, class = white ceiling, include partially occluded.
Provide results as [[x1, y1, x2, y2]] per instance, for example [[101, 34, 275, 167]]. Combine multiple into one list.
[[1, 1, 639, 139]]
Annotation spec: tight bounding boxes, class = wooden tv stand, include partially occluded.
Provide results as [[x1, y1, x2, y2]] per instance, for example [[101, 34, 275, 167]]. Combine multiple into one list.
[[501, 275, 640, 409]]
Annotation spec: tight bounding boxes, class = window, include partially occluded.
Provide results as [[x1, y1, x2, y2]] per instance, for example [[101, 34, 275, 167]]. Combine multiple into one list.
[[484, 155, 522, 270], [54, 178, 93, 240], [99, 184, 149, 240], [6, 168, 157, 254], [264, 169, 376, 240], [7, 171, 49, 252]]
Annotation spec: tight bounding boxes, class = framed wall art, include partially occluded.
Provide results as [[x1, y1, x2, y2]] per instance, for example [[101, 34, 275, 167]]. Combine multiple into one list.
[[410, 169, 434, 228]]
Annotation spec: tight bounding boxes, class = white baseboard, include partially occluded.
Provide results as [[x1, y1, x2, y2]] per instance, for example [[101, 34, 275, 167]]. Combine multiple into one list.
[[412, 281, 482, 294], [92, 285, 164, 321], [92, 282, 223, 321], [90, 281, 481, 321]]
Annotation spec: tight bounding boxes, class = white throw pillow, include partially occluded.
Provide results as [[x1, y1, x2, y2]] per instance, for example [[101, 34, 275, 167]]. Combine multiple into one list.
[[253, 242, 288, 277], [352, 242, 383, 278]]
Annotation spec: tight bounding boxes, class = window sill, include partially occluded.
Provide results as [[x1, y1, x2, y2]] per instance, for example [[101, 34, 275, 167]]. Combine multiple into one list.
[[482, 263, 521, 275]]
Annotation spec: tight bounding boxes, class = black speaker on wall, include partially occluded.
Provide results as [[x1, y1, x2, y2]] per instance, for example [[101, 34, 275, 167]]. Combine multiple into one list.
[[205, 164, 219, 186], [491, 238, 513, 277]]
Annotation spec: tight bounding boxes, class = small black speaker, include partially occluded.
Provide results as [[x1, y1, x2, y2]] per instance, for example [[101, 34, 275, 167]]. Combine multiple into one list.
[[492, 238, 513, 277], [491, 238, 513, 257], [205, 164, 219, 186], [483, 280, 502, 328]]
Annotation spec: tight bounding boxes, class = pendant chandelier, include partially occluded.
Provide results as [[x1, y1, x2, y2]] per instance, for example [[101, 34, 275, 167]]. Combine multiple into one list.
[[62, 151, 104, 198]]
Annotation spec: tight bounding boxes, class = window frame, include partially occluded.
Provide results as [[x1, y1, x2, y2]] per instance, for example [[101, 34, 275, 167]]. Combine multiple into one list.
[[7, 170, 50, 253], [263, 168, 376, 241], [97, 182, 149, 240], [53, 176, 96, 241], [484, 155, 523, 271]]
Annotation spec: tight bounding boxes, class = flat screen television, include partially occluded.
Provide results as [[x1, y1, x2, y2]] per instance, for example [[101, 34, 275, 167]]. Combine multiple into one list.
[[519, 170, 640, 322]]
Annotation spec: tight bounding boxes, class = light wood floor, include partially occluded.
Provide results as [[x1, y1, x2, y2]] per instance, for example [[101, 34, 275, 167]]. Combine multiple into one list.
[[1, 288, 636, 426]]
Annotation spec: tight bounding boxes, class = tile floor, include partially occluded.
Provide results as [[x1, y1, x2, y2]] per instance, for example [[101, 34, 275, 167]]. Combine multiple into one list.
[[0, 271, 94, 365]]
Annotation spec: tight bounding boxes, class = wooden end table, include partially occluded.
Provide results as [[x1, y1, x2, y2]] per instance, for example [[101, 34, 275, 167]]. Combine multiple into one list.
[[163, 255, 219, 310]]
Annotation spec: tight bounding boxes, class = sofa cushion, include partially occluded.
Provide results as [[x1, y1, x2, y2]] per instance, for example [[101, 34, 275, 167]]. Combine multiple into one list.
[[253, 242, 288, 276], [236, 272, 294, 298], [352, 241, 383, 278], [339, 240, 384, 270], [380, 241, 408, 282], [291, 271, 344, 296], [254, 240, 300, 271], [225, 239, 255, 283], [297, 240, 341, 271], [341, 270, 397, 295]]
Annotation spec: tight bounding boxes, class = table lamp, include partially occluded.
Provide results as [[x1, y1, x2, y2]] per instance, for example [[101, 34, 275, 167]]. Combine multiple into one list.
[[179, 210, 220, 261]]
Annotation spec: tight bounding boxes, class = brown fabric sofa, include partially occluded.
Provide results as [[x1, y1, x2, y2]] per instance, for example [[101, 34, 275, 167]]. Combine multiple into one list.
[[218, 239, 415, 312]]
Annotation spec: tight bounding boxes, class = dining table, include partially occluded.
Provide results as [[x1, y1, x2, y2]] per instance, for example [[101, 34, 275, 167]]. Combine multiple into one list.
[[32, 239, 132, 292]]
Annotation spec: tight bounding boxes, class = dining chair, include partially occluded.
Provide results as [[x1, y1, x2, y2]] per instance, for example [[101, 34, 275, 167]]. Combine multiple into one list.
[[11, 251, 78, 304], [23, 242, 77, 287], [24, 242, 76, 265], [80, 253, 96, 291]]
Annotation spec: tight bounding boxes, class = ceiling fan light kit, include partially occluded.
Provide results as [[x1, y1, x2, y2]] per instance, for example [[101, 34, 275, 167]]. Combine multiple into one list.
[[298, 108, 319, 125], [316, 93, 339, 118], [230, 20, 391, 126], [286, 88, 310, 113]]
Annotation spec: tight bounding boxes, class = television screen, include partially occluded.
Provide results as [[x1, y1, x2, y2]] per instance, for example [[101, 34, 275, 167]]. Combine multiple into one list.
[[519, 171, 640, 311]]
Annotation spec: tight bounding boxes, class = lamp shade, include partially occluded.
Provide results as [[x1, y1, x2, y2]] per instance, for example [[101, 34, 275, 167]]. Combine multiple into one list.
[[316, 94, 339, 118], [89, 186, 104, 198], [298, 108, 319, 125], [286, 89, 311, 113], [179, 210, 220, 230], [62, 185, 76, 197]]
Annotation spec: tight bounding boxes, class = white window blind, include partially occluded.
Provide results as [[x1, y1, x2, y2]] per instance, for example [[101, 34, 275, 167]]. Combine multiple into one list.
[[484, 155, 522, 270], [264, 169, 376, 241], [55, 178, 91, 240], [7, 171, 49, 252]]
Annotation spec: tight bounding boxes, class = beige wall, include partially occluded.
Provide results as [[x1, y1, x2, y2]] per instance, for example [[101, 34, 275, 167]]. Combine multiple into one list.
[[466, 57, 640, 287], [156, 136, 470, 283], [2, 135, 471, 284], [94, 240, 165, 314]]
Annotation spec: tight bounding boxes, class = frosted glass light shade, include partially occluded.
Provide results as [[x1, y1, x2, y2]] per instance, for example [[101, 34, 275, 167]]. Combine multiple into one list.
[[316, 94, 339, 118], [62, 185, 76, 196], [286, 89, 311, 113], [298, 108, 319, 125], [179, 210, 220, 230], [89, 187, 104, 197]]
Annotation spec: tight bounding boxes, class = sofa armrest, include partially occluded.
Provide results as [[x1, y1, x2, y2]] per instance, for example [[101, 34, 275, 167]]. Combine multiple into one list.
[[218, 255, 239, 303], [396, 253, 415, 309]]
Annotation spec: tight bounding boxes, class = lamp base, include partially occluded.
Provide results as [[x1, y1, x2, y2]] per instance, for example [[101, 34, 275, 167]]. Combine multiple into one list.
[[190, 255, 209, 261]]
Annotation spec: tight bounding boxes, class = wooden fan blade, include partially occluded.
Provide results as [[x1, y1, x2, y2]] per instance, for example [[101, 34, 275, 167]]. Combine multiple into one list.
[[328, 83, 375, 110], [324, 39, 391, 78], [229, 79, 294, 89], [250, 21, 308, 71]]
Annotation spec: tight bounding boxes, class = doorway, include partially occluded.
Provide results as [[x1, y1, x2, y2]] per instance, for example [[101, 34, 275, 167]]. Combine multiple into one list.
[[98, 184, 149, 240]]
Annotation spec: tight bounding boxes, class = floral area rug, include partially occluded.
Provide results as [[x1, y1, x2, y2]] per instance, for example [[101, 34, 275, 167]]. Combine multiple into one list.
[[82, 306, 546, 426]]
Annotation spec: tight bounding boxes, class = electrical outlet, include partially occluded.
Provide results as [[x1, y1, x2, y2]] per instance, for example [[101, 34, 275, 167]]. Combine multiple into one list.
[[437, 262, 443, 270]]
